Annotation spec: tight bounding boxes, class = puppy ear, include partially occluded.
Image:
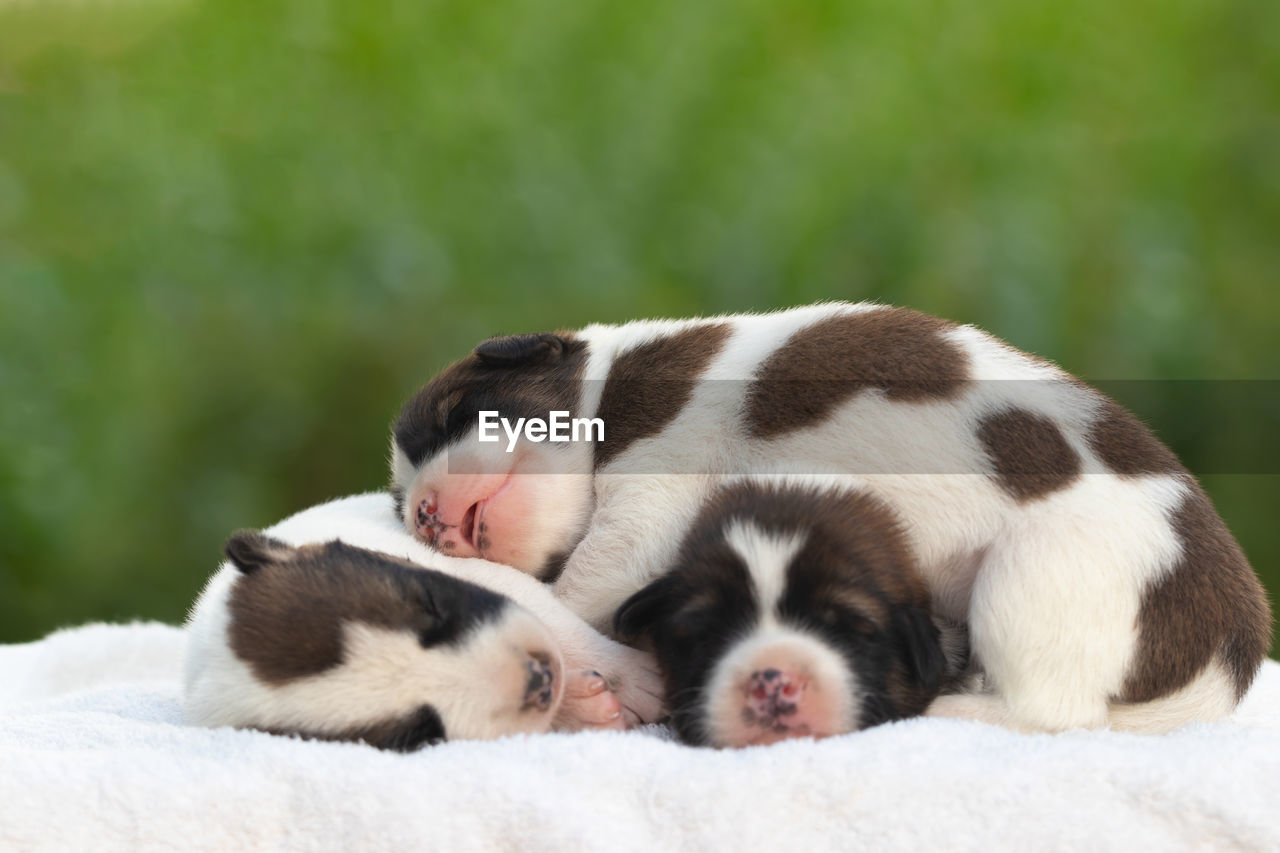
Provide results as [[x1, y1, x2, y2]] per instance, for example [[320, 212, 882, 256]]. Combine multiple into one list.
[[474, 333, 568, 367], [891, 606, 947, 694], [224, 530, 296, 574], [614, 574, 677, 643]]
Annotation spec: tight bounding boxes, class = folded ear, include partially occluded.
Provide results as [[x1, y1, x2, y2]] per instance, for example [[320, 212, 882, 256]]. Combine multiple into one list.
[[474, 333, 568, 367], [224, 530, 296, 574], [613, 574, 678, 643], [891, 606, 947, 694]]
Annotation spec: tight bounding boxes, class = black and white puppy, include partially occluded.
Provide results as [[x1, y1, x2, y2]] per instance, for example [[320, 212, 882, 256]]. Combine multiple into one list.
[[184, 493, 664, 749], [615, 477, 951, 747], [390, 303, 1272, 734]]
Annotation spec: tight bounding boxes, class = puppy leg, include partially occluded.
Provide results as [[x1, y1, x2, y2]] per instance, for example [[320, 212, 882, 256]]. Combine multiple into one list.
[[966, 495, 1172, 732], [554, 475, 711, 633], [553, 670, 626, 732], [926, 693, 1016, 728], [558, 635, 667, 729]]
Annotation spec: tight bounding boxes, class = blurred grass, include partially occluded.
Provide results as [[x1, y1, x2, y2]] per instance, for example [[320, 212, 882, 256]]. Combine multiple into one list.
[[0, 0, 1276, 649]]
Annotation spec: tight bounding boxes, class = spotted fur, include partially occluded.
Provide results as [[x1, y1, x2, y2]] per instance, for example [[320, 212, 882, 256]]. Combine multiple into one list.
[[391, 302, 1271, 735]]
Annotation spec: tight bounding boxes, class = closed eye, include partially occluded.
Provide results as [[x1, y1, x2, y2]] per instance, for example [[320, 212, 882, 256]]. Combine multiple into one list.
[[817, 605, 877, 637], [669, 606, 711, 638]]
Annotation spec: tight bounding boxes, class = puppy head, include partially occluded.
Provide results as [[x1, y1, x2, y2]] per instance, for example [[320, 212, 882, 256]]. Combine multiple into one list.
[[389, 333, 595, 577], [615, 483, 945, 748], [222, 530, 566, 748]]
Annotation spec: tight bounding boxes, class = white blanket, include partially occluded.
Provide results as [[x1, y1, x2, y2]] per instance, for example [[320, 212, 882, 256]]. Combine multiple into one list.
[[2, 618, 1278, 851]]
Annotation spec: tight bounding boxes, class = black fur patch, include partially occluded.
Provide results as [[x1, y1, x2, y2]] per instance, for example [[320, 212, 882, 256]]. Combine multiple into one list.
[[474, 333, 569, 367], [537, 549, 573, 584], [392, 331, 587, 469], [390, 483, 406, 521], [224, 531, 294, 574], [342, 704, 448, 752], [616, 481, 944, 745], [264, 704, 448, 752], [226, 535, 509, 686]]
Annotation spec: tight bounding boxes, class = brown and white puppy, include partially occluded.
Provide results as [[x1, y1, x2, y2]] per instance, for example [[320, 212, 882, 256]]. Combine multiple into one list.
[[615, 477, 951, 747], [390, 303, 1272, 734], [184, 493, 665, 749]]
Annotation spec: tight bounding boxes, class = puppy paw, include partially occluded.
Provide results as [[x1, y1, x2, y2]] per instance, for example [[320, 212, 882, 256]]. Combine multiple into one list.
[[558, 638, 667, 729], [607, 647, 666, 727], [553, 670, 626, 732], [925, 692, 1015, 728]]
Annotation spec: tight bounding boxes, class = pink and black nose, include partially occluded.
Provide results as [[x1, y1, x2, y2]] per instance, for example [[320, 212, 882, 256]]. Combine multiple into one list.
[[414, 495, 482, 556], [743, 668, 806, 731], [415, 497, 441, 544], [522, 654, 555, 712]]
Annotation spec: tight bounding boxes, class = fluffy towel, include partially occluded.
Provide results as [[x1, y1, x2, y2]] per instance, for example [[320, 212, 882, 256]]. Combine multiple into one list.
[[3, 602, 1279, 850]]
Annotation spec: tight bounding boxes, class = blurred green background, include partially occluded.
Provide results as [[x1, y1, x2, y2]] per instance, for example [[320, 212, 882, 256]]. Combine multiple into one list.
[[0, 0, 1276, 649]]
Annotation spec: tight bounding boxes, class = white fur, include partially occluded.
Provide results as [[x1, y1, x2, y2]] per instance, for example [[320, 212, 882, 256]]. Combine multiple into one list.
[[722, 521, 806, 627], [184, 493, 665, 741]]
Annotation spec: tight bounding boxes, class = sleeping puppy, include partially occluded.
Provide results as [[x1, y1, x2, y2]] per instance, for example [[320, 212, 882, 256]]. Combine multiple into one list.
[[614, 477, 952, 747], [184, 493, 664, 749], [389, 302, 1271, 734]]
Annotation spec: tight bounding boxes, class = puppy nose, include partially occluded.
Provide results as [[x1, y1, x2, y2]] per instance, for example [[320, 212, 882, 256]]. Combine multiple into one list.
[[415, 496, 439, 544], [522, 654, 555, 712], [746, 668, 805, 723]]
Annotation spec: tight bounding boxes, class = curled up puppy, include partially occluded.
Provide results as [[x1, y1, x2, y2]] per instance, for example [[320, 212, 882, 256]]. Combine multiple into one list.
[[183, 494, 664, 750]]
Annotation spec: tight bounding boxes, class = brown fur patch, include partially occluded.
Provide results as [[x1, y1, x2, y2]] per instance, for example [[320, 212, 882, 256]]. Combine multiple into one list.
[[1087, 397, 1182, 476], [593, 322, 731, 469], [226, 539, 509, 687], [227, 543, 427, 685], [978, 408, 1082, 502], [745, 307, 969, 439], [1120, 480, 1272, 703]]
